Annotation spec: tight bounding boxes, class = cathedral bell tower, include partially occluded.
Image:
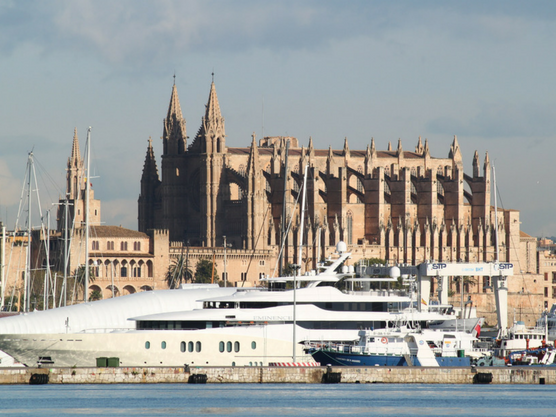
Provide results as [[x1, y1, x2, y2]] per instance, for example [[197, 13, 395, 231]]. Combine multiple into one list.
[[196, 76, 226, 247]]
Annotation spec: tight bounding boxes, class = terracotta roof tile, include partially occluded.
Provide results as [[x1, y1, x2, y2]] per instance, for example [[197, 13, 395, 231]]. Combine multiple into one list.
[[88, 226, 149, 239]]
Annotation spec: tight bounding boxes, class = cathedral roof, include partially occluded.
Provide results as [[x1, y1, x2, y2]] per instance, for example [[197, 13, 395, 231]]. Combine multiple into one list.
[[228, 147, 425, 159]]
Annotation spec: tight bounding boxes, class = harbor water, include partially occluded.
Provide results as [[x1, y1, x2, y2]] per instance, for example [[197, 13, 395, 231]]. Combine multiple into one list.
[[1, 383, 555, 416]]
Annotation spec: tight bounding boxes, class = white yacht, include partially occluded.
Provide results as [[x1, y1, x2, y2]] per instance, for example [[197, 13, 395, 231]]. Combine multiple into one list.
[[0, 284, 237, 366], [0, 243, 467, 367]]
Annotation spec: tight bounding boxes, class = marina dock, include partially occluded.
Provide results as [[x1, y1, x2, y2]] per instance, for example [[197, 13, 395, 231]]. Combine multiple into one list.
[[0, 365, 554, 385]]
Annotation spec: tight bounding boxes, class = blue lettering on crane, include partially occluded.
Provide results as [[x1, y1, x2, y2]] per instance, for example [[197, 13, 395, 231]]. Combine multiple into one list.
[[431, 263, 447, 270]]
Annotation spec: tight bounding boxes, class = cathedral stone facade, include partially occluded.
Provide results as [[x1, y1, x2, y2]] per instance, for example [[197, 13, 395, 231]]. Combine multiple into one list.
[[139, 80, 530, 274]]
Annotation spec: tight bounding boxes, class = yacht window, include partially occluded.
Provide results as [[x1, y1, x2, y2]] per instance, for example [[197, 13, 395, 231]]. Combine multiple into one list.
[[145, 341, 150, 349], [219, 341, 225, 352], [188, 341, 194, 352], [180, 341, 186, 352], [234, 341, 240, 352], [161, 341, 166, 349], [227, 341, 232, 352], [196, 342, 201, 352], [251, 341, 257, 350]]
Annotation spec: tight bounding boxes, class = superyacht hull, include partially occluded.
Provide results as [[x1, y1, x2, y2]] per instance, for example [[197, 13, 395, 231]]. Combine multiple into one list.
[[0, 324, 355, 367]]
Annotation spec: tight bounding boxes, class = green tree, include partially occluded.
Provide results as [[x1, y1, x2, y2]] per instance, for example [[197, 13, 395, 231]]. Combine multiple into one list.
[[282, 263, 297, 277], [75, 265, 96, 300], [166, 254, 193, 289], [89, 289, 102, 301], [195, 258, 218, 284]]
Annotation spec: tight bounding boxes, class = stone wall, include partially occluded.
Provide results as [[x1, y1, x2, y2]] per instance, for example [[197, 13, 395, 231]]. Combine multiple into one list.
[[0, 366, 554, 385]]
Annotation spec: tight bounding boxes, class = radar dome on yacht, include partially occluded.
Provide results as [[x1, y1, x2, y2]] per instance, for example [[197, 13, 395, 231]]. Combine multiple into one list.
[[389, 266, 401, 279], [336, 241, 347, 253]]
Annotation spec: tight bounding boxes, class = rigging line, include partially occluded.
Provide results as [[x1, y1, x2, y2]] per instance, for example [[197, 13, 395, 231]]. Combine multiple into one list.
[[13, 153, 32, 232], [270, 175, 305, 279], [496, 184, 537, 313], [243, 203, 271, 287], [32, 155, 65, 204]]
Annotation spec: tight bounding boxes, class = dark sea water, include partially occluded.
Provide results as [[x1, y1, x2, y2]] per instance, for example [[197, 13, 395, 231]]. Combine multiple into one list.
[[0, 383, 554, 416]]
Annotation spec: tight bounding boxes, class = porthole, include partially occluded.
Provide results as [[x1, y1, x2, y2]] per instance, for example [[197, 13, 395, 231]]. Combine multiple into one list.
[[188, 341, 194, 352], [251, 341, 256, 350], [234, 341, 240, 352], [161, 341, 166, 349], [145, 341, 151, 349], [219, 341, 225, 352], [196, 341, 201, 352], [227, 341, 232, 352], [180, 341, 186, 352]]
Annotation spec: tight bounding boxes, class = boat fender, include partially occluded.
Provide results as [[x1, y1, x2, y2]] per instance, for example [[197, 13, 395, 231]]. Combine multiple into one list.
[[29, 373, 49, 385], [473, 372, 493, 384]]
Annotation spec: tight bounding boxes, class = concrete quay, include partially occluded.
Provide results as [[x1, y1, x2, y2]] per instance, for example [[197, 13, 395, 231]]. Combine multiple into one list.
[[0, 365, 554, 385]]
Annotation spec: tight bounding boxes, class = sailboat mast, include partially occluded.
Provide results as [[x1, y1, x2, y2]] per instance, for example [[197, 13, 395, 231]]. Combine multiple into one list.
[[44, 210, 50, 310], [493, 166, 499, 262], [63, 195, 69, 307], [84, 127, 91, 302], [279, 140, 290, 276], [293, 164, 309, 362], [0, 224, 5, 310], [25, 152, 33, 312]]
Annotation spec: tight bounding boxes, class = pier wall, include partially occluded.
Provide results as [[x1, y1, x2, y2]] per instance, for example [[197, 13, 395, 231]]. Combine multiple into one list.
[[0, 366, 555, 385]]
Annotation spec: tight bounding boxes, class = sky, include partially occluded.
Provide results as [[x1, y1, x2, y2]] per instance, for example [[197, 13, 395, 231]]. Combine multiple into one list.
[[1, 0, 555, 238]]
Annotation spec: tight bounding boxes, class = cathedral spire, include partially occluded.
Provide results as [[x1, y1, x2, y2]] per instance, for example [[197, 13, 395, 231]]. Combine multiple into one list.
[[473, 150, 480, 178], [449, 135, 462, 161], [197, 78, 226, 154], [484, 151, 491, 178], [415, 136, 424, 154], [141, 137, 160, 183], [138, 138, 161, 233], [66, 128, 84, 200], [343, 137, 350, 156], [69, 127, 81, 168], [396, 138, 403, 157], [204, 80, 224, 132], [163, 82, 187, 155], [247, 133, 260, 174]]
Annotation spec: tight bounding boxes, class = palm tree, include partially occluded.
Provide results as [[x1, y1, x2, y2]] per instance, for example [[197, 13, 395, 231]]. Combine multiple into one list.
[[75, 264, 96, 297], [166, 254, 193, 289], [195, 258, 218, 284]]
